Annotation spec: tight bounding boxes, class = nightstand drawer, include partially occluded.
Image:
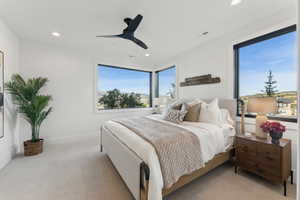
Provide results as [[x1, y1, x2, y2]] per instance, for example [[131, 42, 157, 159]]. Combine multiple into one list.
[[257, 154, 280, 169], [257, 144, 281, 157], [238, 159, 257, 173], [257, 144, 281, 168], [236, 138, 256, 156], [256, 163, 281, 183]]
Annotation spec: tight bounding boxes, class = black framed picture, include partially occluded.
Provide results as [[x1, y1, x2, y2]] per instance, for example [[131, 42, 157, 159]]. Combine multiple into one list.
[[0, 51, 4, 139]]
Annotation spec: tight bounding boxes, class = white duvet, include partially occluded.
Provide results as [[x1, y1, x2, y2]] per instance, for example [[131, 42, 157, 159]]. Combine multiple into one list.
[[104, 114, 235, 200]]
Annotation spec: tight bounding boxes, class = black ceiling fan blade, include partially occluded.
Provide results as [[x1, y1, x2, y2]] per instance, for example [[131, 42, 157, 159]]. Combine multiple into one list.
[[96, 34, 121, 38], [126, 14, 143, 33], [132, 37, 148, 49]]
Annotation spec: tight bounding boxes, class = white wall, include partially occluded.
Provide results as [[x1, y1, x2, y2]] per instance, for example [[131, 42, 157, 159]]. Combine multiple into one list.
[[164, 18, 299, 179], [19, 40, 152, 143], [175, 38, 231, 99], [0, 19, 19, 170], [167, 18, 297, 100]]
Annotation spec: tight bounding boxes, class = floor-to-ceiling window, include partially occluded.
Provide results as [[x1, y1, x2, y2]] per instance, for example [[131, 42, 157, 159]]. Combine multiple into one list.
[[155, 66, 176, 100], [234, 25, 297, 122]]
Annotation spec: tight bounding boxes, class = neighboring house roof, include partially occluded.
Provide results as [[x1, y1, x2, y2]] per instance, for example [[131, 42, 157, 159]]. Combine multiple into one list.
[[277, 98, 292, 104]]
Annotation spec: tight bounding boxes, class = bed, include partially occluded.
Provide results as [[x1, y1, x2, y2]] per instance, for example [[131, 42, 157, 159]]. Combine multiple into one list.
[[100, 99, 237, 200]]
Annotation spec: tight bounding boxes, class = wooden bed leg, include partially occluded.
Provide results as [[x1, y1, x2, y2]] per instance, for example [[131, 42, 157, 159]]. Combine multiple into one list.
[[140, 162, 150, 200]]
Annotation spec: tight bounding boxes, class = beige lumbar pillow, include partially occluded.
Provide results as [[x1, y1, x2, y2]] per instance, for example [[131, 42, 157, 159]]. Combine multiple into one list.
[[184, 102, 202, 122], [198, 98, 221, 124]]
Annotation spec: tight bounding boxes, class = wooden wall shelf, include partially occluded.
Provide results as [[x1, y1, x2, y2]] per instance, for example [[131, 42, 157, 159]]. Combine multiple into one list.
[[180, 74, 221, 87]]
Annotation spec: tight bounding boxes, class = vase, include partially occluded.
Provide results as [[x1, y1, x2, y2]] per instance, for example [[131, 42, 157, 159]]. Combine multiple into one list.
[[269, 131, 283, 145]]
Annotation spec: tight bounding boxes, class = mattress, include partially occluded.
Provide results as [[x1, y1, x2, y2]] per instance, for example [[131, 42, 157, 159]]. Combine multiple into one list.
[[103, 114, 236, 200]]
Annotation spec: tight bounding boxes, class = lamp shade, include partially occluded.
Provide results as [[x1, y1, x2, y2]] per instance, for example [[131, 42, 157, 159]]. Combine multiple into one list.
[[247, 97, 277, 114]]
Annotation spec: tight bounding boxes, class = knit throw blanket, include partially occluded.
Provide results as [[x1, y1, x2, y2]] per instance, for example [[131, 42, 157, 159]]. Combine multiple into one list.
[[113, 116, 203, 188]]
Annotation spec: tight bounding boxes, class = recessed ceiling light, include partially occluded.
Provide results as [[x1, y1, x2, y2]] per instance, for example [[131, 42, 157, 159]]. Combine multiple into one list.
[[231, 0, 242, 6], [51, 32, 61, 37], [145, 53, 150, 57]]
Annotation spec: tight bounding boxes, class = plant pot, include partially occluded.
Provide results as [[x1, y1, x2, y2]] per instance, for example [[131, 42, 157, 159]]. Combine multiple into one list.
[[24, 139, 44, 156], [269, 131, 283, 145]]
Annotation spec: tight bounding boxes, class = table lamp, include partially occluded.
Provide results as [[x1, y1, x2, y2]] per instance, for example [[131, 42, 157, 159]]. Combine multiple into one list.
[[247, 97, 277, 139]]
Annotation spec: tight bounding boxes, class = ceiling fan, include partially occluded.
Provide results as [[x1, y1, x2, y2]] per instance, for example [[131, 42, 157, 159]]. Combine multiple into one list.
[[97, 14, 148, 49]]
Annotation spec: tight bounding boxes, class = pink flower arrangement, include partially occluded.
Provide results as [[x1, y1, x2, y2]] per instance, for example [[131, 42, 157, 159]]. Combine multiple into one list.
[[260, 121, 286, 133]]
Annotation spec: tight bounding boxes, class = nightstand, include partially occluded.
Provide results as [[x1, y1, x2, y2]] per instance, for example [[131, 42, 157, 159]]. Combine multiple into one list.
[[234, 133, 292, 196]]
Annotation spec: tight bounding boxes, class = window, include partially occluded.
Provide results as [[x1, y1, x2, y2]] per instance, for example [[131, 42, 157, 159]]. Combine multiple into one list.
[[155, 66, 176, 100], [234, 25, 297, 122], [96, 65, 152, 110]]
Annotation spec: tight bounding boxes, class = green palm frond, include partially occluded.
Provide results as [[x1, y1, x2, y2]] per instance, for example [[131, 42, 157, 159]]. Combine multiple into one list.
[[5, 74, 52, 141]]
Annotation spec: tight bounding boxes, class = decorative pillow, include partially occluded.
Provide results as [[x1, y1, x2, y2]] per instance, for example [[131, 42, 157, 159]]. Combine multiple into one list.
[[170, 99, 188, 109], [183, 102, 201, 122], [171, 103, 182, 110], [219, 109, 234, 126], [198, 98, 221, 125], [163, 103, 188, 123]]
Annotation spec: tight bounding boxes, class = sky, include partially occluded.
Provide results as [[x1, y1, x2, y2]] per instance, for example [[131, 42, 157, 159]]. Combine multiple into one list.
[[158, 67, 176, 96], [239, 31, 297, 96], [97, 66, 150, 94], [97, 66, 176, 95]]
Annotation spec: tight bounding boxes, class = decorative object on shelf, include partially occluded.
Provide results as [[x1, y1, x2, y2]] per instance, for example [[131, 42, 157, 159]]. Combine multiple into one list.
[[180, 74, 221, 87], [0, 51, 4, 139], [5, 74, 52, 156], [247, 97, 277, 139], [261, 121, 286, 144], [237, 99, 245, 134]]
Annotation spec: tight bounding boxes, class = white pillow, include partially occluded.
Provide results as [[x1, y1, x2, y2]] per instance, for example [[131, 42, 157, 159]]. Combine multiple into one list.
[[198, 98, 221, 125], [219, 109, 234, 126]]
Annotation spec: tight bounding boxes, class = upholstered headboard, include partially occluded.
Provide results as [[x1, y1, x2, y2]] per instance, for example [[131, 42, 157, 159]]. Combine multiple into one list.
[[170, 98, 237, 124], [202, 98, 237, 124]]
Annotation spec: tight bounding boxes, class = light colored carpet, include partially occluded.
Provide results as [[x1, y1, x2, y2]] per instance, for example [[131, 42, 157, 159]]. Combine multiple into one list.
[[0, 135, 296, 200]]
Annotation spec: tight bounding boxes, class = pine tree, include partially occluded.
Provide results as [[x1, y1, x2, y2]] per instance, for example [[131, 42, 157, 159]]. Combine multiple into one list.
[[261, 70, 278, 96]]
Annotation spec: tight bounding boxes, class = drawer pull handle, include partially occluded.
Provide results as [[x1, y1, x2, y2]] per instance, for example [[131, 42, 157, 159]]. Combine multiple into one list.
[[257, 168, 264, 173], [265, 156, 273, 161], [242, 146, 248, 152]]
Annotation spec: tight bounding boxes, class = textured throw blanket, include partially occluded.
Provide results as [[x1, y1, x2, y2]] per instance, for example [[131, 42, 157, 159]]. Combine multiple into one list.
[[113, 116, 203, 188]]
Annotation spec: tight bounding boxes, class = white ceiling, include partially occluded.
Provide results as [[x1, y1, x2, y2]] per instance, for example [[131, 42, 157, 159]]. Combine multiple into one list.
[[0, 0, 297, 68]]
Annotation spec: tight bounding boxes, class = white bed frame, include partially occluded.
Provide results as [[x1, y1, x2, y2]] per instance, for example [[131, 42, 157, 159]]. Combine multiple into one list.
[[100, 99, 237, 200]]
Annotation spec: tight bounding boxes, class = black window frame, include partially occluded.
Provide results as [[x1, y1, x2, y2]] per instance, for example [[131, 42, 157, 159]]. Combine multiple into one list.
[[97, 64, 153, 109], [234, 25, 297, 123], [155, 66, 176, 98]]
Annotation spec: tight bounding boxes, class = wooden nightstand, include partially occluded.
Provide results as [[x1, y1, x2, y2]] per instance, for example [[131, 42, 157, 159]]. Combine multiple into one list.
[[234, 133, 293, 196]]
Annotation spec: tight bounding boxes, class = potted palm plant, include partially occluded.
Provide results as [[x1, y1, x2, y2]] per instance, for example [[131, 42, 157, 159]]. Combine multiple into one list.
[[5, 74, 52, 156]]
